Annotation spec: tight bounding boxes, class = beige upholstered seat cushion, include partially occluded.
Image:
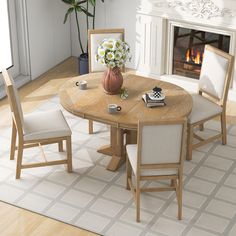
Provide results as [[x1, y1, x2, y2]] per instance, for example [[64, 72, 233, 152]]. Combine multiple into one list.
[[126, 144, 177, 176], [188, 94, 223, 124], [23, 109, 71, 141]]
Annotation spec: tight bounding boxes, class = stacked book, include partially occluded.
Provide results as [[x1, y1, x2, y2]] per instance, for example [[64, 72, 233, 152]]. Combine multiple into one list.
[[142, 87, 166, 108]]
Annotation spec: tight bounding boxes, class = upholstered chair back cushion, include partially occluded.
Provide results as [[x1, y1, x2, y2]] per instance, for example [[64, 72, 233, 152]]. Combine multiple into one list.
[[90, 33, 123, 72], [199, 48, 229, 100], [140, 124, 183, 165], [2, 70, 24, 125]]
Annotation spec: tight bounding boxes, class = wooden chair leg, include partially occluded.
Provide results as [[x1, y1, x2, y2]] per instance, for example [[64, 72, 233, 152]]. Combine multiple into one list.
[[16, 139, 23, 179], [126, 156, 132, 190], [186, 125, 193, 161], [66, 136, 73, 173], [58, 140, 63, 152], [10, 121, 17, 160], [199, 123, 204, 131], [177, 177, 183, 220], [221, 113, 227, 145], [88, 120, 93, 134], [136, 178, 141, 222]]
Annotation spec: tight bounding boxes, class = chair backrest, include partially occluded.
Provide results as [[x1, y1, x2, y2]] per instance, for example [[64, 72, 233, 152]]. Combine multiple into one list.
[[2, 69, 24, 136], [137, 118, 186, 170], [199, 45, 234, 107], [88, 28, 125, 73]]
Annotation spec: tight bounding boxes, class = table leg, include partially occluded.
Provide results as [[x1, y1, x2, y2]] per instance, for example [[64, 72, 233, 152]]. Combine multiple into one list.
[[106, 127, 125, 171], [97, 126, 117, 156]]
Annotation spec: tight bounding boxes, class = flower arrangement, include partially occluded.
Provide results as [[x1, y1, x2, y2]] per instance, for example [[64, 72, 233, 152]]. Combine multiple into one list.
[[96, 38, 131, 68]]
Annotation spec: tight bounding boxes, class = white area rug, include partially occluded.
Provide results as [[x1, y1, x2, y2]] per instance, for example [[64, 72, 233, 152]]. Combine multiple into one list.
[[1, 96, 236, 236]]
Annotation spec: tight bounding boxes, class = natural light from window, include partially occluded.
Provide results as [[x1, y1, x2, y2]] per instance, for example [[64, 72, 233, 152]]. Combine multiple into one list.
[[0, 0, 12, 71]]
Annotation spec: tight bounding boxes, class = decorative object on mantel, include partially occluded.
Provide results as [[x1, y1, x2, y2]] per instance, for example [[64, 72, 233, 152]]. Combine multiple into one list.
[[167, 0, 235, 19], [142, 87, 166, 107], [96, 38, 131, 94]]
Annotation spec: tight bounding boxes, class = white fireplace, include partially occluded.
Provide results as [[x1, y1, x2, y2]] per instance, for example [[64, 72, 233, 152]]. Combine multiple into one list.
[[136, 0, 236, 100]]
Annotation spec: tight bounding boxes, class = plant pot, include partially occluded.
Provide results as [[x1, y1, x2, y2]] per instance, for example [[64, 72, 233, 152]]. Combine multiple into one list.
[[78, 53, 89, 75], [102, 67, 123, 95]]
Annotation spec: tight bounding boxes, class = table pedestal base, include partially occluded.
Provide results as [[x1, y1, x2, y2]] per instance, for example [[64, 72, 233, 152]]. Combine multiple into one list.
[[97, 126, 125, 171]]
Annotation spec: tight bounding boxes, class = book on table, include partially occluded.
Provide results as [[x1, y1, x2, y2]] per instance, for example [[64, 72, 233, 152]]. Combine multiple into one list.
[[142, 93, 166, 107]]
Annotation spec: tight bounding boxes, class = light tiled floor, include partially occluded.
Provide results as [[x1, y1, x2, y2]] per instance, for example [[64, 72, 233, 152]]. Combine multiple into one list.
[[0, 96, 236, 236]]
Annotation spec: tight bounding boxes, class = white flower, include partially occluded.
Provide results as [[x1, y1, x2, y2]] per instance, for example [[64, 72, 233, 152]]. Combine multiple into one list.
[[108, 61, 116, 68], [97, 47, 105, 57], [98, 58, 105, 65], [102, 41, 114, 50], [117, 60, 124, 68], [115, 51, 122, 60], [96, 38, 131, 68], [106, 52, 115, 61]]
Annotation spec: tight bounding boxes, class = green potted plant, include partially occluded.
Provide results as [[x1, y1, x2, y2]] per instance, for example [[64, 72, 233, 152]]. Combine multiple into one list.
[[62, 0, 104, 74]]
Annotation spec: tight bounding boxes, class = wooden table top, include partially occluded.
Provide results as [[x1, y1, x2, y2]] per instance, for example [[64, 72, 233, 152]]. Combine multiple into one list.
[[59, 73, 193, 130]]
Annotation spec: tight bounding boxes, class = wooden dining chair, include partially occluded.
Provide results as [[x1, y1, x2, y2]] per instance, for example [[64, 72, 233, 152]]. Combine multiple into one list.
[[87, 28, 125, 134], [126, 118, 187, 222], [187, 45, 234, 160], [2, 69, 73, 179]]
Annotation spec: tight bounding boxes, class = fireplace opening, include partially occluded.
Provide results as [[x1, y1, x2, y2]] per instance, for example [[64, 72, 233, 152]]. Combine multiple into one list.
[[172, 26, 230, 79]]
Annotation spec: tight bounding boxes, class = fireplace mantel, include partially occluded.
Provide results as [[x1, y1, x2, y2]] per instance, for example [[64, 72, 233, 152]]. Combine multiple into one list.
[[138, 0, 236, 31], [136, 0, 236, 100]]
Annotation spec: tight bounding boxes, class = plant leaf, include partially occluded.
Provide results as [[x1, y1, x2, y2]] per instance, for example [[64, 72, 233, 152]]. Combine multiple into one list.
[[78, 6, 94, 17], [88, 0, 96, 6], [61, 0, 73, 4], [63, 7, 74, 23]]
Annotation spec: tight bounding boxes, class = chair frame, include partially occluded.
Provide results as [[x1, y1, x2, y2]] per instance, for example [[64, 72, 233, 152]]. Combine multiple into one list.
[[2, 69, 72, 179], [126, 118, 187, 222], [187, 45, 235, 160], [87, 28, 125, 134]]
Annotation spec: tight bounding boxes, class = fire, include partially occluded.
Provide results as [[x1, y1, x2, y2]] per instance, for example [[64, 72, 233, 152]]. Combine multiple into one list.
[[185, 48, 202, 65], [186, 49, 190, 62], [194, 51, 201, 64]]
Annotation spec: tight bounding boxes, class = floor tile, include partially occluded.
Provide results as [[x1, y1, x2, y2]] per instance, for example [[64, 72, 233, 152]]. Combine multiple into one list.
[[103, 185, 132, 203], [18, 193, 52, 213], [47, 170, 78, 186], [195, 213, 229, 233], [185, 178, 216, 195], [0, 184, 24, 203], [224, 174, 236, 188], [106, 222, 143, 236], [33, 180, 66, 198], [88, 165, 118, 182], [204, 155, 233, 171], [76, 212, 111, 233], [206, 199, 236, 219], [194, 166, 225, 183], [213, 145, 236, 160], [187, 227, 219, 236], [61, 189, 94, 208], [46, 202, 79, 222], [120, 208, 154, 228], [216, 186, 236, 204], [179, 191, 207, 208], [151, 217, 186, 236], [74, 177, 106, 195], [163, 203, 197, 222], [90, 198, 123, 217]]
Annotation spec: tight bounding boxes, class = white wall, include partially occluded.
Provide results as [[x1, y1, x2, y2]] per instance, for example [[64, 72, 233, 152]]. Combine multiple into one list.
[[71, 0, 139, 69], [26, 0, 71, 79]]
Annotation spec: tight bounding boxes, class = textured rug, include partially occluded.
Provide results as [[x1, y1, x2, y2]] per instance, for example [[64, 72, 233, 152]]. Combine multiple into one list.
[[1, 96, 236, 236]]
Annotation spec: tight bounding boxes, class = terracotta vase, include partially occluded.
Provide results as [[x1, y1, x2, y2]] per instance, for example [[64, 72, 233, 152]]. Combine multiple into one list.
[[102, 67, 123, 95]]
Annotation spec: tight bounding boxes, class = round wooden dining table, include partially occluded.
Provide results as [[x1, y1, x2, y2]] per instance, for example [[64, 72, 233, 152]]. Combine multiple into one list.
[[59, 72, 193, 171]]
